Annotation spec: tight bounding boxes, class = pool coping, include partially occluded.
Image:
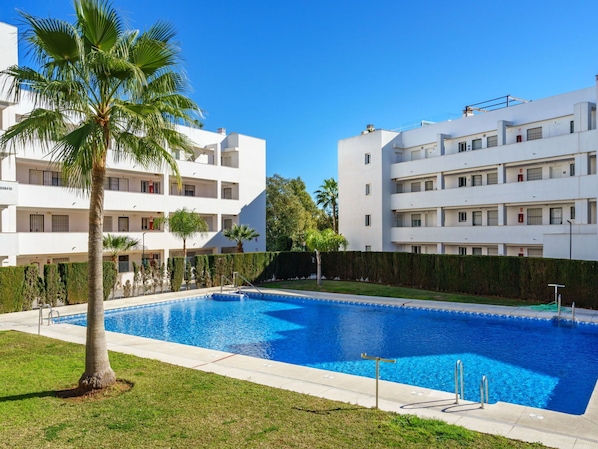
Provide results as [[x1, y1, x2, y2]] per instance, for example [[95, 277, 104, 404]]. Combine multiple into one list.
[[1, 287, 597, 449]]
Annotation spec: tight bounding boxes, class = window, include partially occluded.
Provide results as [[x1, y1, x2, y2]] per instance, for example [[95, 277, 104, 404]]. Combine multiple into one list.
[[222, 187, 232, 199], [472, 138, 482, 150], [472, 174, 482, 186], [43, 171, 62, 186], [411, 214, 421, 227], [487, 172, 498, 185], [365, 245, 371, 252], [395, 182, 404, 193], [472, 211, 482, 226], [141, 180, 160, 194], [103, 216, 113, 232], [118, 216, 129, 232], [412, 246, 421, 254], [487, 135, 498, 147], [394, 212, 404, 227], [472, 247, 482, 255], [527, 127, 542, 141], [30, 214, 44, 232], [488, 247, 498, 256], [528, 248, 543, 258], [526, 167, 543, 181], [459, 247, 467, 255], [105, 177, 128, 191], [365, 184, 371, 195], [570, 120, 574, 133], [184, 184, 196, 197], [570, 163, 575, 176], [458, 176, 467, 187], [365, 215, 372, 226], [571, 206, 576, 220], [52, 215, 69, 232], [118, 255, 129, 273], [222, 218, 233, 230], [425, 180, 433, 191], [410, 182, 421, 192], [458, 141, 467, 152], [458, 212, 467, 222], [53, 257, 70, 264], [527, 208, 542, 225], [141, 217, 151, 230], [550, 207, 563, 225], [487, 210, 498, 226], [365, 153, 371, 164]]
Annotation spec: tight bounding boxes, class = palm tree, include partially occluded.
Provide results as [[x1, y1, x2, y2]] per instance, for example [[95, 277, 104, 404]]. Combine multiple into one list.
[[157, 208, 208, 262], [0, 0, 201, 391], [314, 178, 339, 233], [306, 228, 347, 286], [102, 234, 139, 298], [223, 224, 260, 253]]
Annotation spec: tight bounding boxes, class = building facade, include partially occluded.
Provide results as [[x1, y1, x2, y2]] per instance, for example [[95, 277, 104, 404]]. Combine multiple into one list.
[[338, 78, 598, 260], [0, 23, 266, 273]]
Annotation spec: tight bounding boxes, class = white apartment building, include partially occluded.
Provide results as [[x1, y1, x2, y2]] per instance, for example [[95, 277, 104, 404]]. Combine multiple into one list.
[[0, 22, 266, 273], [339, 77, 598, 261]]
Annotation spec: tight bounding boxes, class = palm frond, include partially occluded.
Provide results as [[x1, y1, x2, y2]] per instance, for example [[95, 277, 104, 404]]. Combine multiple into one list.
[[75, 0, 122, 51], [19, 12, 80, 64]]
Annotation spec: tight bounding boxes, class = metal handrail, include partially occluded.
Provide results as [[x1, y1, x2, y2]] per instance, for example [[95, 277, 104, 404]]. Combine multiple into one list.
[[233, 272, 264, 297], [220, 275, 235, 293], [454, 360, 464, 404], [480, 375, 489, 408], [37, 304, 52, 335]]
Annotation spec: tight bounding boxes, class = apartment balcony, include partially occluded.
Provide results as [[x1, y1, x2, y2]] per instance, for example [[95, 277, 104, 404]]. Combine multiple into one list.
[[0, 180, 18, 206], [0, 233, 18, 257], [391, 176, 597, 211], [17, 232, 89, 256], [390, 224, 578, 246], [390, 131, 588, 179]]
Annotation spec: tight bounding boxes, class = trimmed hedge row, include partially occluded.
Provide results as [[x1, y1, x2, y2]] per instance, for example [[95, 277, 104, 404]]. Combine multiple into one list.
[[2, 251, 596, 313], [0, 262, 116, 313], [188, 251, 597, 309]]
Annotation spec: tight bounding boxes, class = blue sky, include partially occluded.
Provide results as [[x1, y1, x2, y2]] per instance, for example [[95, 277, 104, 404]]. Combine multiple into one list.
[[1, 0, 597, 195]]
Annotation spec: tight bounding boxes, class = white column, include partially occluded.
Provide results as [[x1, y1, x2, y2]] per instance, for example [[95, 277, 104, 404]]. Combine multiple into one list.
[[498, 244, 506, 256], [436, 172, 444, 190], [575, 199, 589, 224], [436, 207, 444, 227], [497, 121, 512, 146], [497, 204, 506, 226], [497, 164, 506, 184], [436, 242, 445, 254]]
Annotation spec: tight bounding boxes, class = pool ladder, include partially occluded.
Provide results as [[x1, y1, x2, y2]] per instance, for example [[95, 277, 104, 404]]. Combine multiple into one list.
[[454, 360, 490, 408], [37, 304, 60, 335]]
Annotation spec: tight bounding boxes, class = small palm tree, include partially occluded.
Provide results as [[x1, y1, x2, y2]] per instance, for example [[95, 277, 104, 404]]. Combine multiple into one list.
[[102, 234, 139, 299], [0, 0, 202, 391], [306, 228, 348, 286], [223, 224, 260, 253], [103, 234, 139, 269], [157, 208, 208, 262], [314, 178, 339, 233]]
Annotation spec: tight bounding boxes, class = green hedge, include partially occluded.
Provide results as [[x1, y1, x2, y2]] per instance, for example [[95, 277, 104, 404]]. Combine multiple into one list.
[[0, 266, 26, 313]]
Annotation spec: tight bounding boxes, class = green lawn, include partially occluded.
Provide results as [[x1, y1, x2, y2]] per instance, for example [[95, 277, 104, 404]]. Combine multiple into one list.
[[0, 331, 546, 448], [259, 279, 530, 307]]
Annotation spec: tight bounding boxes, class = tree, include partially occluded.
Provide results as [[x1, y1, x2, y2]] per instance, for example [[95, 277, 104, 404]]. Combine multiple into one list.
[[306, 228, 348, 286], [157, 208, 208, 262], [314, 178, 339, 233], [266, 174, 321, 251], [0, 0, 201, 391], [102, 234, 139, 299], [223, 224, 260, 253]]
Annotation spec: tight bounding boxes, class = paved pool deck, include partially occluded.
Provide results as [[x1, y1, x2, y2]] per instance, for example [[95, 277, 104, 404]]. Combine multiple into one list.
[[1, 288, 597, 449]]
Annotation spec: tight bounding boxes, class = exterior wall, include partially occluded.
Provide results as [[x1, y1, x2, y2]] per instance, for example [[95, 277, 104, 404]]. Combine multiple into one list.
[[339, 80, 598, 261], [0, 23, 266, 270]]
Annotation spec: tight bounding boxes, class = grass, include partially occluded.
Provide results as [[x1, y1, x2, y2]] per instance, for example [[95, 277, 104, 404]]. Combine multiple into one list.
[[0, 331, 547, 449], [259, 279, 531, 307]]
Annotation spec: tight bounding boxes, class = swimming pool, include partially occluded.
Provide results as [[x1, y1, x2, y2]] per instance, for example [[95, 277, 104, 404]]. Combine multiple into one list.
[[63, 293, 598, 415]]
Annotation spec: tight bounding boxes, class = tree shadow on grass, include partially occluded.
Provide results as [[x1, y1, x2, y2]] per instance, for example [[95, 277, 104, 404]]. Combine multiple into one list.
[[0, 379, 134, 402]]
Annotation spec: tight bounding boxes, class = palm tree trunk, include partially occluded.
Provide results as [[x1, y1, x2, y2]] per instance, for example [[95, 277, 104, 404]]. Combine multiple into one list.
[[237, 241, 243, 253], [315, 249, 322, 286], [79, 157, 115, 391]]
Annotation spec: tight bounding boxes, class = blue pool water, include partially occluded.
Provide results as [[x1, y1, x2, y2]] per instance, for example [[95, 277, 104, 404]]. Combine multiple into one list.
[[63, 293, 598, 415]]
